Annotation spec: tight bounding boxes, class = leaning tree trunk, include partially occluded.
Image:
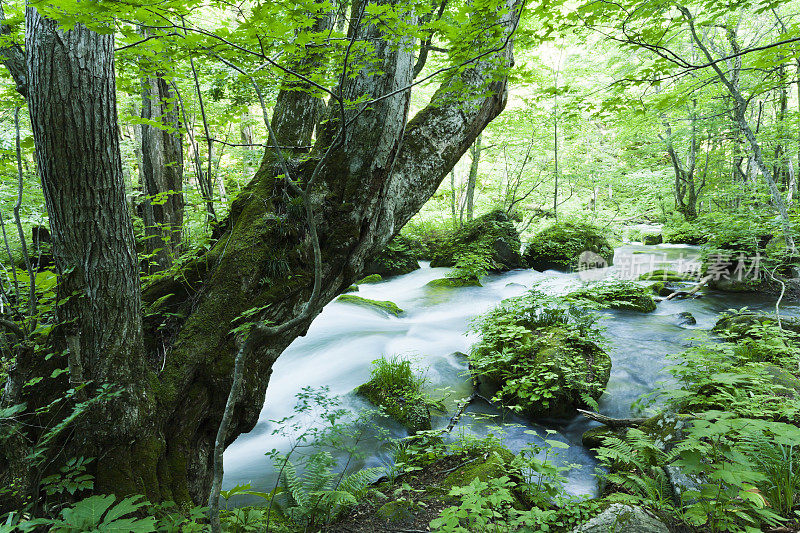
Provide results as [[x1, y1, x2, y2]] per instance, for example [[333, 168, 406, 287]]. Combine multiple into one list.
[[0, 6, 154, 509], [134, 0, 521, 504], [140, 74, 185, 272], [1, 0, 520, 508]]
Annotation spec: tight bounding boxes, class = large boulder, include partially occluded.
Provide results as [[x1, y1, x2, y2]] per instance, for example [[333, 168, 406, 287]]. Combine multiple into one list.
[[572, 504, 669, 533], [523, 222, 614, 272], [429, 210, 523, 271], [472, 325, 611, 419], [364, 235, 421, 277], [568, 280, 657, 313]]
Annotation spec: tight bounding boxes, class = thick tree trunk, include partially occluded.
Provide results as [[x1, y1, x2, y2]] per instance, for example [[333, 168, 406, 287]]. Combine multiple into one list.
[[0, 7, 154, 509], [141, 74, 185, 271], [1, 0, 520, 509]]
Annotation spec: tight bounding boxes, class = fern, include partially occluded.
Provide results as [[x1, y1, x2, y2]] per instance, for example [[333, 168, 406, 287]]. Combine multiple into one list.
[[272, 451, 381, 528]]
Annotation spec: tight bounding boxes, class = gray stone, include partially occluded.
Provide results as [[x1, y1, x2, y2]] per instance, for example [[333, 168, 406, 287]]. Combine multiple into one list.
[[572, 503, 669, 533]]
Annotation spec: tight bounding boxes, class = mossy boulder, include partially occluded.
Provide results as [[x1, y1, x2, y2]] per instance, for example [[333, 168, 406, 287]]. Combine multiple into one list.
[[425, 276, 482, 288], [429, 210, 523, 271], [642, 233, 663, 245], [472, 326, 611, 419], [568, 281, 657, 313], [638, 269, 692, 282], [364, 235, 422, 277], [572, 503, 669, 533], [355, 381, 431, 433], [713, 312, 800, 337], [663, 220, 708, 245], [336, 295, 403, 316], [442, 447, 516, 488], [523, 222, 614, 272]]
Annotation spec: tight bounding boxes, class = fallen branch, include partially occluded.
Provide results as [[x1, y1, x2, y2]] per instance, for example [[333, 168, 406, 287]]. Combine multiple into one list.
[[577, 409, 649, 429], [664, 274, 712, 301]]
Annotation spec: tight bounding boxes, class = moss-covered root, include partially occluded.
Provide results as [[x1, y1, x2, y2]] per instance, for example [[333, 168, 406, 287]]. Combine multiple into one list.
[[336, 294, 403, 316]]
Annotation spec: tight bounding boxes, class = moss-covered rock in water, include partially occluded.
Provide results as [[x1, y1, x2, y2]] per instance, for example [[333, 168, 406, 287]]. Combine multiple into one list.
[[429, 210, 523, 272], [356, 274, 383, 284], [336, 295, 403, 316], [364, 235, 422, 277], [355, 381, 432, 433], [642, 233, 663, 245], [523, 222, 614, 272], [426, 276, 482, 288], [713, 312, 800, 337], [638, 269, 692, 282], [663, 220, 708, 245], [472, 326, 611, 419], [568, 280, 657, 313]]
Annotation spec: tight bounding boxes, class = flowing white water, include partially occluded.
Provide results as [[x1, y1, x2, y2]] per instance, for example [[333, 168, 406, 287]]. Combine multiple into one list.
[[223, 244, 799, 500]]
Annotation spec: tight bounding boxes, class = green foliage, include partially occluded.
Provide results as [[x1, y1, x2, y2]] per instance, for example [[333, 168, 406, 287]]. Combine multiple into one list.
[[271, 451, 382, 529], [19, 495, 156, 533], [567, 280, 657, 312], [356, 355, 437, 432], [469, 290, 610, 418], [431, 438, 601, 532]]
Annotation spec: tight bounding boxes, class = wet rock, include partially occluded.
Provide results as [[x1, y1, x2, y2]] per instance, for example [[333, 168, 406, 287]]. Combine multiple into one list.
[[336, 295, 403, 317], [426, 277, 481, 288], [430, 210, 523, 272], [572, 503, 669, 533], [642, 233, 663, 245], [676, 312, 696, 326], [523, 222, 613, 272], [364, 235, 421, 277]]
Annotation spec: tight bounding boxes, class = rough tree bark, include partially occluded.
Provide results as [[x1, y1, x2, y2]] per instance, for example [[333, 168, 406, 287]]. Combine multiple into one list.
[[0, 0, 520, 508], [140, 73, 185, 271], [0, 6, 153, 508]]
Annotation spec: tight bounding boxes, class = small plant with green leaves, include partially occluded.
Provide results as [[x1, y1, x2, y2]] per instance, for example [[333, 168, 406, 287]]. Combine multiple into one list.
[[469, 290, 610, 419], [356, 355, 439, 433]]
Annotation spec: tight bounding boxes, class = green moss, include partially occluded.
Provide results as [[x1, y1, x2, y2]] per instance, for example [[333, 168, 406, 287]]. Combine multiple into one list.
[[426, 277, 482, 288], [638, 269, 692, 282], [442, 447, 515, 488], [523, 222, 614, 272], [365, 235, 422, 277], [568, 280, 657, 313], [356, 381, 432, 433], [357, 274, 383, 284], [336, 294, 403, 316], [429, 210, 523, 272]]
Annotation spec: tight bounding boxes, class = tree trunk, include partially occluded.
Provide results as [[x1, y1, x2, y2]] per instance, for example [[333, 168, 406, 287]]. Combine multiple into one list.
[[1, 0, 521, 509], [465, 133, 481, 220], [0, 6, 153, 508], [140, 74, 185, 271]]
